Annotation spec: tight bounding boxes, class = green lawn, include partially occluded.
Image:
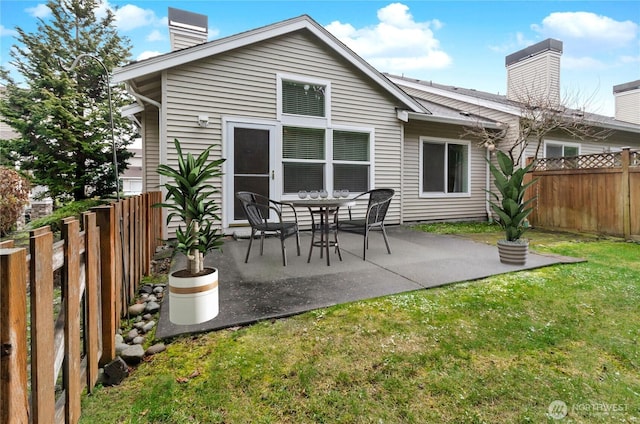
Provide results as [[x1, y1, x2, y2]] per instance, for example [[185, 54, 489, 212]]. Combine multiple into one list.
[[80, 225, 640, 423]]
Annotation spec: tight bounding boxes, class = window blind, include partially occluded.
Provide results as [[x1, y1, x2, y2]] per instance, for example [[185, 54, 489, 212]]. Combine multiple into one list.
[[282, 81, 325, 117], [283, 127, 325, 160], [333, 130, 369, 161]]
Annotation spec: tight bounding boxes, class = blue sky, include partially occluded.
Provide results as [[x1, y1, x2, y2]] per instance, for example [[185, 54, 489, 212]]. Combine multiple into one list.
[[1, 1, 639, 116]]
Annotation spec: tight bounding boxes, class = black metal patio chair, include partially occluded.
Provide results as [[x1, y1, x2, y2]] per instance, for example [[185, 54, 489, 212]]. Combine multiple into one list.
[[338, 188, 394, 260], [236, 191, 301, 266]]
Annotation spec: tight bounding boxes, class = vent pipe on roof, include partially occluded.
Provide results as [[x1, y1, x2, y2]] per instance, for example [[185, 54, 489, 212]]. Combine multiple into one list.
[[168, 7, 208, 51], [613, 80, 640, 124], [505, 38, 562, 106]]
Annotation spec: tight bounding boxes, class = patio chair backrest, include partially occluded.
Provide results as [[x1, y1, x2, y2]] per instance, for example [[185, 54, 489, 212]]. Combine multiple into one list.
[[236, 191, 267, 226], [366, 188, 394, 225]]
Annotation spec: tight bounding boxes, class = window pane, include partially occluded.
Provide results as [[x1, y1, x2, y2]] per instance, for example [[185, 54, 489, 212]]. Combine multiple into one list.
[[283, 162, 324, 193], [283, 127, 325, 160], [447, 144, 468, 193], [333, 131, 369, 161], [546, 144, 563, 158], [234, 128, 269, 174], [334, 164, 369, 192], [422, 142, 445, 192], [234, 176, 269, 220], [282, 80, 325, 117], [564, 146, 579, 157]]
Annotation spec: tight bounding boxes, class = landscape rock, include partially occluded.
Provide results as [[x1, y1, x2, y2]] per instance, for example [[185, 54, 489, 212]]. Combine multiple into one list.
[[128, 303, 146, 316], [125, 329, 139, 342], [145, 301, 160, 314], [102, 357, 129, 386], [132, 336, 145, 345], [139, 285, 153, 294], [115, 341, 129, 355], [120, 344, 145, 364], [146, 343, 166, 355], [142, 321, 156, 333]]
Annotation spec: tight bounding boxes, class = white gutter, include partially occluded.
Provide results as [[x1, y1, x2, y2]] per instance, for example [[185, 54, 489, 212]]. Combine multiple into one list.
[[406, 111, 502, 129], [125, 83, 162, 110]]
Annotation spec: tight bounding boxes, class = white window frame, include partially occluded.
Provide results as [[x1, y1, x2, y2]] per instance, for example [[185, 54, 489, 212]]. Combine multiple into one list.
[[276, 72, 331, 127], [331, 124, 375, 196], [544, 140, 581, 158], [419, 136, 471, 198]]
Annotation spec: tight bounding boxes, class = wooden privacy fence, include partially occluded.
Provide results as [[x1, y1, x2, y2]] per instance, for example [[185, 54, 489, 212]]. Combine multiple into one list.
[[528, 148, 640, 240], [0, 192, 162, 424]]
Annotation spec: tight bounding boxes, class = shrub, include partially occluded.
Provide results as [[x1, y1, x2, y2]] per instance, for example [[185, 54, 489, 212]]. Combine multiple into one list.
[[29, 198, 107, 233], [0, 167, 31, 237]]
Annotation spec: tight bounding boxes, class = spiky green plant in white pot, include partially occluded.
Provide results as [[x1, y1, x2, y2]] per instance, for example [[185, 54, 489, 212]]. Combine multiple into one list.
[[155, 139, 226, 324], [487, 150, 538, 265]]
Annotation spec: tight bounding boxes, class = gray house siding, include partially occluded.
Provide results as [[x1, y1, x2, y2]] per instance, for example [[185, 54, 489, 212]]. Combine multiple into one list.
[[160, 30, 405, 230], [402, 121, 488, 223]]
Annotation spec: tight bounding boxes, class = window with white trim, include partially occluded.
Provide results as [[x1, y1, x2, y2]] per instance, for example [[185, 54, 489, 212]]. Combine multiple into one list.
[[282, 80, 326, 117], [278, 74, 372, 195], [282, 126, 326, 193], [333, 130, 370, 192], [545, 141, 580, 158], [421, 138, 470, 195]]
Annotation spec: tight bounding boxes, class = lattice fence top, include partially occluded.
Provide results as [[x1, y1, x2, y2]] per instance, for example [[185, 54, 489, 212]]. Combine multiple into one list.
[[534, 150, 639, 171]]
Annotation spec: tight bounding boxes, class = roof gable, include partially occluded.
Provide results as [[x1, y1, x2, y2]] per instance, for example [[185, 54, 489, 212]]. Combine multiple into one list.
[[113, 15, 424, 113]]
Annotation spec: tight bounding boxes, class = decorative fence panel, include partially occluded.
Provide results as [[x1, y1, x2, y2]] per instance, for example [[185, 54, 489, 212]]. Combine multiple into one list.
[[0, 192, 162, 424], [529, 148, 639, 240]]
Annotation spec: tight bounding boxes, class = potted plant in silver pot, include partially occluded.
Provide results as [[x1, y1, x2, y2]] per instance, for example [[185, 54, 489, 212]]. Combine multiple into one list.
[[487, 150, 538, 265], [156, 138, 226, 325]]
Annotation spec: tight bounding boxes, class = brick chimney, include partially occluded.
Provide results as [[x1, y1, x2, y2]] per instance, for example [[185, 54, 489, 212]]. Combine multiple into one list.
[[505, 39, 563, 106], [168, 7, 208, 51], [613, 80, 640, 124]]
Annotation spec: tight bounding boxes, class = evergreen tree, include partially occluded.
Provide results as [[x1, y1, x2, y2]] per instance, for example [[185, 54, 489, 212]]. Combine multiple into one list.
[[0, 0, 134, 201]]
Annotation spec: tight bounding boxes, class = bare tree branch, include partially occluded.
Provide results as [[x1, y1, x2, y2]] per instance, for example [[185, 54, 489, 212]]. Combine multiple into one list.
[[462, 87, 613, 165]]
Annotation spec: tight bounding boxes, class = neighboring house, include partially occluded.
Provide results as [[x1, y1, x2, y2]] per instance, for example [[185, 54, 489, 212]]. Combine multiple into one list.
[[121, 138, 143, 196], [112, 10, 640, 236], [389, 39, 640, 163]]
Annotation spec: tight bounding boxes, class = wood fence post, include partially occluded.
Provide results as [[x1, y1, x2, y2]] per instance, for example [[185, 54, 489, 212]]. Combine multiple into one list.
[[30, 226, 56, 424], [83, 212, 100, 393], [62, 217, 81, 424], [621, 148, 631, 240], [0, 247, 29, 424], [92, 205, 117, 366]]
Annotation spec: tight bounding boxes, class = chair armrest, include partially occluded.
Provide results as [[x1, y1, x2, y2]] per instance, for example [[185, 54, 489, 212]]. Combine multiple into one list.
[[347, 192, 369, 220], [267, 199, 299, 224]]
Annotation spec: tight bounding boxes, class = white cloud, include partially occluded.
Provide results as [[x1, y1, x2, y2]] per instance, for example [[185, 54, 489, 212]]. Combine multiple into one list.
[[620, 55, 640, 64], [531, 12, 638, 48], [112, 4, 159, 32], [137, 51, 162, 61], [562, 55, 608, 71], [146, 30, 165, 42], [489, 32, 533, 53], [325, 2, 451, 73], [0, 25, 18, 37], [207, 27, 221, 40], [25, 3, 51, 19]]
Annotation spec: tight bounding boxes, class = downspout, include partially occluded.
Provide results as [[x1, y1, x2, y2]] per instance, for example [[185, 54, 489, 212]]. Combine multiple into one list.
[[485, 148, 493, 222], [125, 83, 162, 110], [124, 82, 166, 239]]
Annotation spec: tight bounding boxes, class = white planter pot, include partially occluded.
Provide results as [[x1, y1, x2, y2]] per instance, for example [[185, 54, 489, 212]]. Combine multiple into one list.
[[497, 240, 529, 265], [169, 268, 219, 325]]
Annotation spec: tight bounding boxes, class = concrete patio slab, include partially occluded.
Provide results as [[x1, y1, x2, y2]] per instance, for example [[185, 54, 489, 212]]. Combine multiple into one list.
[[155, 226, 582, 340]]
